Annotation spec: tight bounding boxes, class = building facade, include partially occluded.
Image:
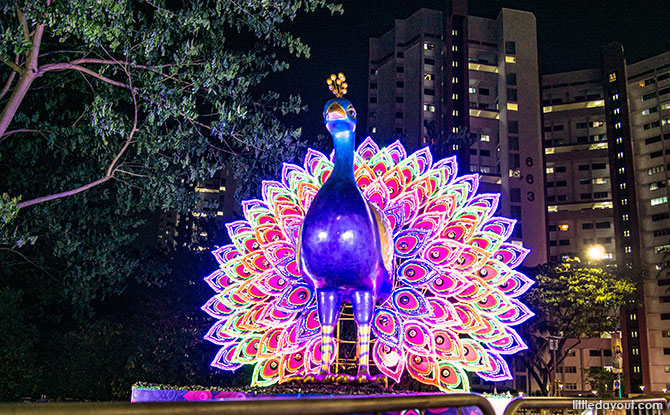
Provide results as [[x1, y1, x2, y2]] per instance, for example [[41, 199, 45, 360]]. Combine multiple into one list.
[[368, 1, 548, 266], [368, 1, 670, 396]]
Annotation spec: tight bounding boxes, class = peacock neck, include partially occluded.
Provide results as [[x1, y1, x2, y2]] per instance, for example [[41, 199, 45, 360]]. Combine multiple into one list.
[[332, 131, 355, 181]]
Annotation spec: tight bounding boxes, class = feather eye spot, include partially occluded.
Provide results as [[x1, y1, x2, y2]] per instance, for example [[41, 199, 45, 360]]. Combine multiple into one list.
[[457, 256, 465, 265], [430, 251, 440, 259], [298, 291, 307, 300], [375, 169, 383, 176], [399, 241, 408, 250], [408, 329, 417, 337], [413, 356, 423, 364], [479, 269, 488, 277], [435, 278, 443, 286], [399, 295, 410, 305], [406, 268, 415, 277], [252, 242, 260, 249], [441, 368, 450, 377], [436, 335, 444, 345], [294, 353, 303, 361], [447, 231, 456, 238], [384, 346, 392, 353], [270, 361, 278, 369]]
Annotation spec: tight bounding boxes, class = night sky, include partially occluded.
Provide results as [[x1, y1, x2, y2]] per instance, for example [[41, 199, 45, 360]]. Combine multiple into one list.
[[271, 0, 670, 144]]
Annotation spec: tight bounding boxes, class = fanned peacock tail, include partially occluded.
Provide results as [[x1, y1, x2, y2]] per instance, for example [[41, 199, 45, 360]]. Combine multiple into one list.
[[202, 137, 534, 391]]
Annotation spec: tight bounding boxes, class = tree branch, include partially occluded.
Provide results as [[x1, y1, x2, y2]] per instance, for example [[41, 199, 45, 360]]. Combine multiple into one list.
[[37, 63, 131, 89], [0, 247, 52, 276], [16, 175, 113, 209], [0, 58, 23, 74], [0, 68, 18, 101], [0, 128, 47, 143], [16, 7, 31, 45]]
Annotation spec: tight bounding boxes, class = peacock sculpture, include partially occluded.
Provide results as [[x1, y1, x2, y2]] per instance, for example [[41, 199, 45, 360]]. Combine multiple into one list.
[[201, 73, 534, 392]]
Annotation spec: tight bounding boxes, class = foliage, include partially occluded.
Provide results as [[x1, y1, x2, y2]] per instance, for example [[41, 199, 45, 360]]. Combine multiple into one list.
[[0, 288, 41, 401], [518, 259, 636, 395], [0, 0, 342, 311], [585, 367, 622, 397]]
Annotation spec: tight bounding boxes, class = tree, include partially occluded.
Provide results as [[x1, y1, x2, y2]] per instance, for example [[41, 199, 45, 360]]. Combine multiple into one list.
[[518, 260, 636, 395], [585, 367, 621, 397], [0, 0, 342, 309]]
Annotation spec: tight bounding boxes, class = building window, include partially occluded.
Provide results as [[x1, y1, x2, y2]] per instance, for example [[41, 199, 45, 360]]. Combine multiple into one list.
[[589, 350, 601, 357], [469, 87, 476, 94], [423, 104, 435, 112], [396, 81, 404, 88], [479, 88, 490, 96], [480, 134, 490, 142], [558, 224, 569, 231], [507, 73, 517, 86], [424, 88, 435, 96], [508, 121, 519, 134], [609, 72, 617, 82], [595, 222, 610, 229], [424, 73, 434, 81], [505, 55, 516, 63], [395, 96, 404, 103], [507, 88, 518, 102], [424, 58, 436, 66], [651, 196, 668, 206], [397, 67, 404, 73], [452, 45, 458, 52], [424, 42, 435, 50], [565, 366, 577, 373], [648, 165, 665, 175]]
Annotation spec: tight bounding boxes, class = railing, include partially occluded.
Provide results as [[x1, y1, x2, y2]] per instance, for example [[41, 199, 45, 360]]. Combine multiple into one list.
[[1, 393, 667, 415], [0, 392, 495, 415], [502, 397, 669, 415]]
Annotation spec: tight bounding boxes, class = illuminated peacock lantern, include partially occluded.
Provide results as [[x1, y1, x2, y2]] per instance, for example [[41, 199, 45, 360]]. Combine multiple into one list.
[[201, 73, 534, 392]]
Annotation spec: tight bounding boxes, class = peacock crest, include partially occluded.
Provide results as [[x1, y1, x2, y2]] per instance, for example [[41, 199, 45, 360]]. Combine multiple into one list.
[[201, 138, 534, 391]]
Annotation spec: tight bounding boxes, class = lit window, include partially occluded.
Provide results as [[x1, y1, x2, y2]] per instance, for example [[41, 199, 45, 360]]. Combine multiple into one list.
[[616, 137, 623, 144], [452, 61, 458, 67], [481, 134, 490, 142], [617, 152, 624, 159], [452, 110, 459, 116], [452, 77, 458, 83], [619, 183, 626, 190], [423, 104, 435, 112], [618, 167, 625, 174], [614, 122, 622, 129], [642, 108, 651, 115], [593, 177, 608, 185], [662, 103, 670, 110], [614, 108, 620, 114], [452, 45, 458, 52], [370, 127, 377, 133], [505, 56, 516, 63], [558, 224, 569, 231], [609, 73, 617, 82], [624, 230, 630, 237], [469, 87, 477, 94], [612, 93, 619, 100], [424, 42, 435, 50], [452, 29, 458, 36], [651, 196, 668, 206], [507, 103, 518, 111], [625, 246, 632, 254], [622, 214, 629, 221], [424, 73, 434, 80], [452, 93, 459, 100], [546, 167, 554, 174], [663, 118, 670, 126], [592, 121, 604, 127]]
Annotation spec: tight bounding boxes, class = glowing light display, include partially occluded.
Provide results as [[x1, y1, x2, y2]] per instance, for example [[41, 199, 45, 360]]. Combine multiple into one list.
[[202, 137, 534, 392]]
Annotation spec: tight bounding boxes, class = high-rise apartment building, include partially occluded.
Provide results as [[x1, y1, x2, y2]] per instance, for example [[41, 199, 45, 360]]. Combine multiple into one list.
[[368, 1, 670, 396], [368, 1, 547, 266]]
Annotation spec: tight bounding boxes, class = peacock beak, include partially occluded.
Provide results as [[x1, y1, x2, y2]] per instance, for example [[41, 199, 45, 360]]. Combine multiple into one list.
[[326, 102, 346, 121]]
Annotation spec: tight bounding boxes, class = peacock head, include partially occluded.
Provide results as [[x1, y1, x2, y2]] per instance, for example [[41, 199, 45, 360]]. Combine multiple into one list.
[[323, 73, 356, 140]]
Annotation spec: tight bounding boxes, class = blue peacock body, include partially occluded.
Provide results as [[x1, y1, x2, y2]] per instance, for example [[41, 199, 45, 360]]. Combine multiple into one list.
[[201, 73, 534, 391]]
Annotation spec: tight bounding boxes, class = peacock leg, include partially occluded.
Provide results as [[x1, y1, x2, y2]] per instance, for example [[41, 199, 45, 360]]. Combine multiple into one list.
[[317, 289, 342, 377], [351, 290, 374, 380]]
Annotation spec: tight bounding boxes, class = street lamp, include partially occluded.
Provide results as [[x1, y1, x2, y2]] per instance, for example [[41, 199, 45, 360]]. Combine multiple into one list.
[[587, 244, 606, 261]]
